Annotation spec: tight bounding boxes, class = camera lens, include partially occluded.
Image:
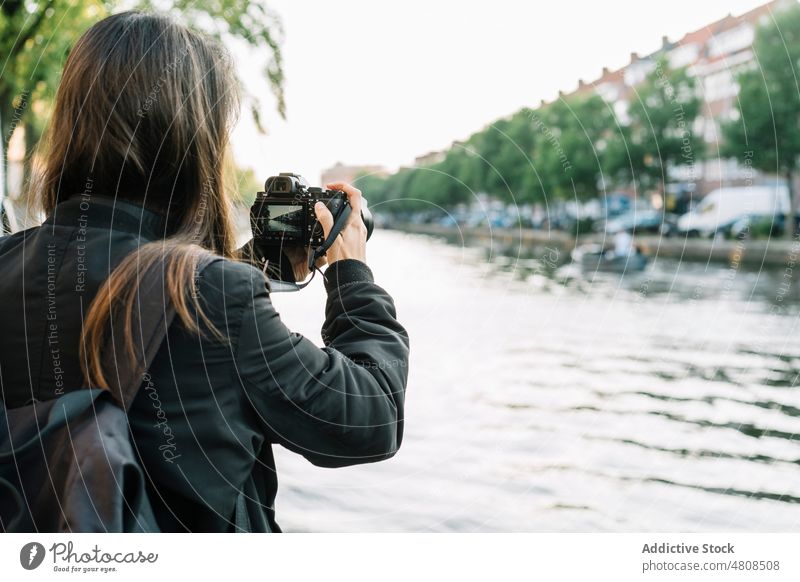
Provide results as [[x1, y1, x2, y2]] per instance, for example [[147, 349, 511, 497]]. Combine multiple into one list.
[[362, 205, 375, 240]]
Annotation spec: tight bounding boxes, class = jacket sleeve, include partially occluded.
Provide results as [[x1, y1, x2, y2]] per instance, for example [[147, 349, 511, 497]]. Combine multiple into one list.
[[232, 259, 409, 468]]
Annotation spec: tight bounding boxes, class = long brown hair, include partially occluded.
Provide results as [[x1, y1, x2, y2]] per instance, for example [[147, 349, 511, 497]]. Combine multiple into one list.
[[33, 11, 241, 389]]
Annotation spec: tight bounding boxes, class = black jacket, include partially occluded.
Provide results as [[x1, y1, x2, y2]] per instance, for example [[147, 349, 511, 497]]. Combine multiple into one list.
[[0, 195, 409, 532]]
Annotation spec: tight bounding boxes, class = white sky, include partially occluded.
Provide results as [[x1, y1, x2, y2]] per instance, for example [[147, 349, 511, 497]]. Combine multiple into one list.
[[230, 0, 771, 186]]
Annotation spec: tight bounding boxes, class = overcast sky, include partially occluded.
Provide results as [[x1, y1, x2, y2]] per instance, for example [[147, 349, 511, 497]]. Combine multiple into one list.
[[230, 0, 772, 185]]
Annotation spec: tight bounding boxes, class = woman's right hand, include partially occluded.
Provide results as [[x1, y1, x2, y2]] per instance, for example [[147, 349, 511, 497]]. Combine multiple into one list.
[[314, 182, 368, 265]]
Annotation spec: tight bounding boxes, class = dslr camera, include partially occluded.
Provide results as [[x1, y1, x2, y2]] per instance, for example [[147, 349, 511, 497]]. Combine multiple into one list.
[[250, 172, 374, 249]]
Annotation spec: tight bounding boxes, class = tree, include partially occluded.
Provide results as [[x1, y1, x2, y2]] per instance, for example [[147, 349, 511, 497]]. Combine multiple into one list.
[[722, 4, 800, 239], [363, 169, 417, 215], [410, 150, 473, 210], [535, 94, 618, 201], [1, 0, 107, 216], [0, 0, 285, 227], [352, 173, 388, 206], [137, 0, 285, 119], [468, 117, 514, 199], [360, 95, 622, 218], [607, 58, 703, 195], [488, 110, 543, 204], [459, 111, 548, 204]]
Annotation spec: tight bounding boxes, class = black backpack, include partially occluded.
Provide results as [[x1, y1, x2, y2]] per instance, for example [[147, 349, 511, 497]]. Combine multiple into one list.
[[0, 254, 231, 532]]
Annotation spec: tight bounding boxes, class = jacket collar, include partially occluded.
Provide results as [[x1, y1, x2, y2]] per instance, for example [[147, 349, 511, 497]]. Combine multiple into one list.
[[43, 194, 169, 240]]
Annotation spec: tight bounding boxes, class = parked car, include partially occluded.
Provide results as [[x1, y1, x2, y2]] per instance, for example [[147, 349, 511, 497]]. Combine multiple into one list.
[[677, 186, 790, 238], [601, 193, 633, 219]]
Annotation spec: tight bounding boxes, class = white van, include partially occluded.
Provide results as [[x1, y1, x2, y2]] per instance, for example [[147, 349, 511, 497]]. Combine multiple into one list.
[[677, 185, 790, 237]]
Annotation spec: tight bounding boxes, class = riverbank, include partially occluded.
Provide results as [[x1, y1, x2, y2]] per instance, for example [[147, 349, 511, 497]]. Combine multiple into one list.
[[390, 223, 800, 268]]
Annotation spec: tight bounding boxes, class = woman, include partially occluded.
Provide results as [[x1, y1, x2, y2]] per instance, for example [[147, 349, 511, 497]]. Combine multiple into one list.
[[0, 12, 409, 532]]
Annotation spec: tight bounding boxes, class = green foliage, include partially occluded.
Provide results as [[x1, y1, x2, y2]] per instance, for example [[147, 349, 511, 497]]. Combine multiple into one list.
[[572, 216, 596, 235], [431, 149, 474, 206], [722, 4, 800, 238], [469, 114, 534, 202], [0, 0, 285, 201], [748, 217, 779, 239], [722, 4, 800, 178], [137, 0, 285, 120], [0, 0, 107, 144], [360, 93, 625, 215], [535, 95, 618, 201], [606, 57, 703, 192]]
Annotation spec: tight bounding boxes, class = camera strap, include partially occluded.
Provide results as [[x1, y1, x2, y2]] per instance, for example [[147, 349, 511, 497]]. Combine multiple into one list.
[[265, 204, 353, 292], [307, 203, 352, 271]]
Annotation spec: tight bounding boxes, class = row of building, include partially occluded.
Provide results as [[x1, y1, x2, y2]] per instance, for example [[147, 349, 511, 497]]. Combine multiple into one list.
[[565, 0, 794, 195], [324, 0, 795, 199]]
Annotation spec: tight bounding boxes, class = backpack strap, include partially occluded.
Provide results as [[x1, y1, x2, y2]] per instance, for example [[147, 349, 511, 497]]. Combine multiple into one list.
[[102, 253, 218, 411]]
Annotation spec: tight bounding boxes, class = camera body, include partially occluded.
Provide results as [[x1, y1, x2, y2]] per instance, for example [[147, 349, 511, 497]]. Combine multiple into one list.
[[250, 173, 373, 248]]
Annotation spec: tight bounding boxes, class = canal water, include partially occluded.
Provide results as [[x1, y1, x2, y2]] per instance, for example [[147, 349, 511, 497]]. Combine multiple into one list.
[[269, 229, 800, 532]]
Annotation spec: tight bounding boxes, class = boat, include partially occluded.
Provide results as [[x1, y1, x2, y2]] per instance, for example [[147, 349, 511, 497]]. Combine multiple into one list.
[[571, 244, 648, 273]]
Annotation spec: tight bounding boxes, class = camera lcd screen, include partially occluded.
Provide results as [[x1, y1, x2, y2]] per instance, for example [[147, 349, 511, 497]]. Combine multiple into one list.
[[266, 204, 304, 235]]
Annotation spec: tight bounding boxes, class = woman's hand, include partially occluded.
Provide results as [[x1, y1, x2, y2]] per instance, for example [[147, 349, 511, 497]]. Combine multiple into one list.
[[314, 182, 368, 265]]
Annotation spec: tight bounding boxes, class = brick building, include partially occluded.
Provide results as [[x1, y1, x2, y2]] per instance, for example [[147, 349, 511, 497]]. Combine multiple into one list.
[[320, 162, 389, 186], [564, 0, 796, 195]]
